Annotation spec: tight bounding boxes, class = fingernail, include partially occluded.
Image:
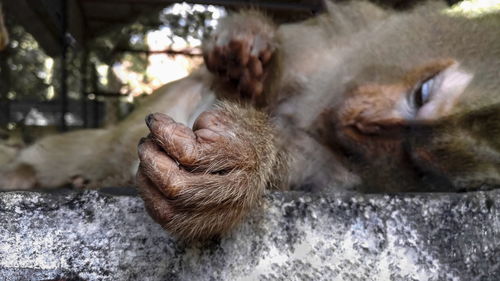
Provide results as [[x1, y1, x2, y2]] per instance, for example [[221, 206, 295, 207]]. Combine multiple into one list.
[[145, 114, 154, 129]]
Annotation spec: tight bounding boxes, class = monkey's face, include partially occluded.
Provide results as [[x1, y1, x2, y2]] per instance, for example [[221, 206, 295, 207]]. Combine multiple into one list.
[[320, 59, 500, 192]]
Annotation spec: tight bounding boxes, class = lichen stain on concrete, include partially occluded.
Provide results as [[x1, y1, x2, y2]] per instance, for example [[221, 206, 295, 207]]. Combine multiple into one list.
[[0, 190, 498, 280]]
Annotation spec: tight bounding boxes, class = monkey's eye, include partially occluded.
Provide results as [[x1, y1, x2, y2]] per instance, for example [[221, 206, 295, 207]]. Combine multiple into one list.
[[413, 77, 435, 108]]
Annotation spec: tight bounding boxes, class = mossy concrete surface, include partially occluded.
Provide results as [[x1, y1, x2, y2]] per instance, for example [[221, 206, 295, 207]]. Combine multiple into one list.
[[0, 189, 498, 281]]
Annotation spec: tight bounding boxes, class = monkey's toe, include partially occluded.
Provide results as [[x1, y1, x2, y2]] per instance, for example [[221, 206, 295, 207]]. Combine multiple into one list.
[[204, 30, 274, 101]]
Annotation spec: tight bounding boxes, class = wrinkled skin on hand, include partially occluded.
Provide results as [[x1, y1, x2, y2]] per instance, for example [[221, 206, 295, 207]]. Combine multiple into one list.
[[137, 103, 283, 239]]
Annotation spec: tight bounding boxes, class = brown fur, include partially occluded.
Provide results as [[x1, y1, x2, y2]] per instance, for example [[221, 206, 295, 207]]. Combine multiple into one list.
[[137, 1, 500, 239], [138, 103, 285, 239]]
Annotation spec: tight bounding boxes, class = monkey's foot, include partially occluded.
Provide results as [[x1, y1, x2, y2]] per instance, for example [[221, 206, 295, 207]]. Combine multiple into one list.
[[0, 163, 38, 190], [137, 104, 274, 240], [203, 12, 276, 100]]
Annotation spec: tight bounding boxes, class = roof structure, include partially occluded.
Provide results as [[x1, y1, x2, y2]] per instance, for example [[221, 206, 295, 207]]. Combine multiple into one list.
[[3, 0, 324, 57]]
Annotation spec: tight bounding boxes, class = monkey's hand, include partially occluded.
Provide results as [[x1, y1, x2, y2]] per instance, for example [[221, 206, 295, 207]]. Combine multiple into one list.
[[136, 103, 283, 240], [203, 11, 276, 100]]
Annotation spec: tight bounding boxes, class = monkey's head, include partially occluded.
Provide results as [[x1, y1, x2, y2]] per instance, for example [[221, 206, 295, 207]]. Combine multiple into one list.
[[317, 12, 500, 192]]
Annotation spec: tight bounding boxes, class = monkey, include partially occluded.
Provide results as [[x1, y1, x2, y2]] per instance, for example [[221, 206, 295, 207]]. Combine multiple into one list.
[[0, 0, 498, 239], [0, 1, 455, 190], [135, 0, 500, 240]]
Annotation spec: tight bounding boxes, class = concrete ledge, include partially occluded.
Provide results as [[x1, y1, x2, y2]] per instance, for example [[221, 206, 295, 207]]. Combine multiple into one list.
[[0, 189, 498, 280]]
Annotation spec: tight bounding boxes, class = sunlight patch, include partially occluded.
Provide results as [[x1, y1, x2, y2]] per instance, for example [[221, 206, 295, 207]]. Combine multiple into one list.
[[445, 0, 500, 17]]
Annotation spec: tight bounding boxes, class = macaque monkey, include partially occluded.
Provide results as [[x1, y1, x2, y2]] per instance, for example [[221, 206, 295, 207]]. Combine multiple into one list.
[[136, 1, 500, 240], [0, 4, 8, 51], [0, 1, 498, 240]]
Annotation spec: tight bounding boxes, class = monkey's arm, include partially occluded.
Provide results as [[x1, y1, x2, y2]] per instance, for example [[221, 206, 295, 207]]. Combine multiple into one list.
[[136, 102, 286, 240]]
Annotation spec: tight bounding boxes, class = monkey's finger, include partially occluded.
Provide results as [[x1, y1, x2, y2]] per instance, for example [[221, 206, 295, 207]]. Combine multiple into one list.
[[238, 69, 253, 98], [192, 110, 228, 133], [228, 36, 251, 66], [145, 113, 200, 165], [136, 169, 175, 224], [252, 34, 274, 65], [248, 57, 263, 78], [227, 60, 242, 80], [138, 137, 188, 198], [238, 71, 264, 99], [213, 45, 227, 74], [138, 138, 234, 206], [259, 48, 273, 65], [251, 35, 268, 56]]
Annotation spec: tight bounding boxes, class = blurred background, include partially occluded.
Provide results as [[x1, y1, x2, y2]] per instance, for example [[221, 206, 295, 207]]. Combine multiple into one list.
[[0, 0, 496, 148]]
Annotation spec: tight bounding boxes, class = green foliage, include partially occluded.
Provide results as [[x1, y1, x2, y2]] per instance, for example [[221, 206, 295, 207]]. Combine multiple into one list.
[[0, 24, 50, 100], [160, 5, 218, 42], [0, 3, 223, 129], [90, 4, 222, 79]]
